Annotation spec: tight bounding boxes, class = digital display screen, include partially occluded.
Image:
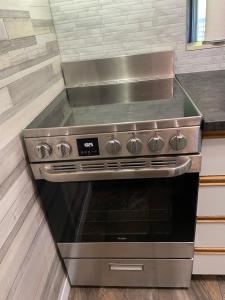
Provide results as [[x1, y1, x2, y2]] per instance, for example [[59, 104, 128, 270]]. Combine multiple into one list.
[[76, 138, 100, 156]]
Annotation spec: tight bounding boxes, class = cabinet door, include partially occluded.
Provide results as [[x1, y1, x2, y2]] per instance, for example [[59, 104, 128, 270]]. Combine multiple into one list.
[[195, 222, 225, 247], [193, 253, 225, 274], [197, 186, 225, 216], [201, 139, 225, 176]]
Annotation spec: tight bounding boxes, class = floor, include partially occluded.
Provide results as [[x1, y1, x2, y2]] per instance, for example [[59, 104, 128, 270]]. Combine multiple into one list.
[[69, 276, 225, 300]]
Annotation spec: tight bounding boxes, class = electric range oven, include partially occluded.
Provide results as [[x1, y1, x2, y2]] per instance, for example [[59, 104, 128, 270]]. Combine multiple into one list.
[[23, 51, 202, 287]]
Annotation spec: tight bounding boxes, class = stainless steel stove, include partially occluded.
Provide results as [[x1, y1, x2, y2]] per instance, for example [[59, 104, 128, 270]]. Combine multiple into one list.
[[23, 51, 202, 288]]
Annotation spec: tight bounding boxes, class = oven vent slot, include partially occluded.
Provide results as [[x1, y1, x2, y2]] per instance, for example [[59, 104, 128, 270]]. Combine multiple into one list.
[[107, 162, 119, 170], [150, 159, 177, 168], [120, 161, 147, 169], [80, 163, 105, 171], [50, 158, 178, 174], [52, 164, 77, 172]]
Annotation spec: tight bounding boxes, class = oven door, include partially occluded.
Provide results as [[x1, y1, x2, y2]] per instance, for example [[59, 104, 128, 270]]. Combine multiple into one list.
[[37, 172, 199, 259]]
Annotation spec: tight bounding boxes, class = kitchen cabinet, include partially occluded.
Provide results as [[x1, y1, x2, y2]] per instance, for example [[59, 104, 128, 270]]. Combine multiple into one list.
[[193, 135, 225, 274]]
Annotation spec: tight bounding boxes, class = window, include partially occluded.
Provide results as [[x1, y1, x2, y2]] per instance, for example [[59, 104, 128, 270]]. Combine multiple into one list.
[[196, 0, 206, 41], [189, 0, 207, 43]]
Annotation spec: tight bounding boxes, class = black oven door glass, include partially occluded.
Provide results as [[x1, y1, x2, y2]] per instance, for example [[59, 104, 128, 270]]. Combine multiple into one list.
[[37, 174, 199, 243]]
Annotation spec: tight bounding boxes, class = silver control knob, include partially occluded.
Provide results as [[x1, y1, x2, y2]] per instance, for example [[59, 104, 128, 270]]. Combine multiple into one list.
[[127, 138, 142, 154], [148, 136, 164, 152], [106, 139, 121, 155], [35, 143, 51, 159], [170, 133, 187, 151], [55, 142, 71, 158]]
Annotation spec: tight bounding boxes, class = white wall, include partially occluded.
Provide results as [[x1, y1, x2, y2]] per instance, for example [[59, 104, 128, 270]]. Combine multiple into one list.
[[50, 0, 225, 73]]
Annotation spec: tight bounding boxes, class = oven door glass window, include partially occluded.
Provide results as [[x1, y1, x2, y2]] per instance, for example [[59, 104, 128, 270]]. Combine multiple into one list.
[[38, 174, 199, 243]]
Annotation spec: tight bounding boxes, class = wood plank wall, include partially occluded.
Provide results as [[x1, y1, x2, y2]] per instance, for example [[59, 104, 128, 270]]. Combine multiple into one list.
[[0, 0, 68, 299]]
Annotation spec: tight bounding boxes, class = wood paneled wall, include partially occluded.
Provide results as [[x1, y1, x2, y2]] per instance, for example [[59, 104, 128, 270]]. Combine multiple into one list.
[[0, 1, 68, 299]]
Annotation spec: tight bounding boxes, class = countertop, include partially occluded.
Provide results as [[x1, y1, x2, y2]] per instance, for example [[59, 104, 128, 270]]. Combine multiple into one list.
[[177, 70, 225, 132]]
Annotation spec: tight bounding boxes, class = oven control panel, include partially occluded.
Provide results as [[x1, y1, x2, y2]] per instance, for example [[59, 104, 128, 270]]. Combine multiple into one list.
[[76, 138, 100, 156], [25, 126, 201, 162]]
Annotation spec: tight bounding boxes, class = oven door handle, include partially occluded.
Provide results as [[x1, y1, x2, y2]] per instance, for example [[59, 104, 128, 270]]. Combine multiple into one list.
[[39, 157, 192, 182]]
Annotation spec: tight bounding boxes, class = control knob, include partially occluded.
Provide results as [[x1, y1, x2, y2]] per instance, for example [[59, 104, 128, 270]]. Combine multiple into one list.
[[127, 137, 142, 154], [106, 139, 121, 155], [170, 133, 187, 151], [148, 135, 164, 152], [56, 142, 71, 158], [35, 143, 51, 159]]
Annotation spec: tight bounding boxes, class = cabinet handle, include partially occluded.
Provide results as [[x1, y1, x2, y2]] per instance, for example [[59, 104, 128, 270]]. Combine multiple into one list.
[[200, 176, 225, 186], [197, 216, 225, 223], [195, 247, 225, 255], [109, 263, 144, 271]]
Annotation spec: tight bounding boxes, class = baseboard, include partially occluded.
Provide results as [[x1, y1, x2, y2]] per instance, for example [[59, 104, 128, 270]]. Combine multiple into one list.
[[58, 278, 71, 300]]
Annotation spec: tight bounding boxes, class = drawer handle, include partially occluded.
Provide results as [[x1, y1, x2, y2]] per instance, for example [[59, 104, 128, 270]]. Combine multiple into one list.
[[195, 247, 225, 255], [197, 216, 225, 223], [109, 263, 144, 271], [200, 176, 225, 186]]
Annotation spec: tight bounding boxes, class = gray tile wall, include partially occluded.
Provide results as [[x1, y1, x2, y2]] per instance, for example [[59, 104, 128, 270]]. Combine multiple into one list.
[[0, 1, 67, 300], [50, 0, 225, 73]]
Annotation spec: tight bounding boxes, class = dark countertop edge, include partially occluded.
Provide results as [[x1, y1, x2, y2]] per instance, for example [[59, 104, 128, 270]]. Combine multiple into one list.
[[202, 121, 225, 132]]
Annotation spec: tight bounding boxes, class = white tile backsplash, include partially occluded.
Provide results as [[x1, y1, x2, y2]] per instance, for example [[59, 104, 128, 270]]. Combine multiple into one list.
[[0, 86, 12, 114], [4, 18, 34, 39], [0, 0, 67, 298], [0, 19, 8, 41], [50, 0, 225, 73]]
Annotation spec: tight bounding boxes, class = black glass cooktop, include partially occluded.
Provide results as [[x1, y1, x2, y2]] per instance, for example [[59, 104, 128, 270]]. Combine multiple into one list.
[[26, 78, 201, 130]]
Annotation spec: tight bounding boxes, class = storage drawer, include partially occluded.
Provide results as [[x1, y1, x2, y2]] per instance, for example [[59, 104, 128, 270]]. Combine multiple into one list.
[[195, 221, 225, 247], [64, 258, 193, 287], [201, 138, 225, 176], [197, 185, 225, 216], [193, 250, 225, 274]]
